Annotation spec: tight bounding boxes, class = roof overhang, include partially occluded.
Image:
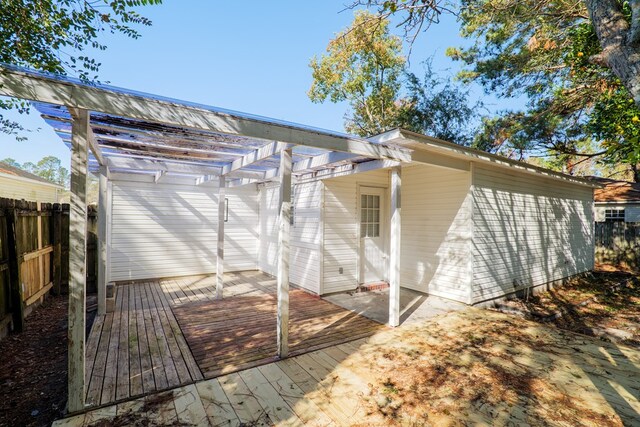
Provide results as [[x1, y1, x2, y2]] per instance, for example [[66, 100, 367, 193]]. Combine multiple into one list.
[[372, 128, 602, 189]]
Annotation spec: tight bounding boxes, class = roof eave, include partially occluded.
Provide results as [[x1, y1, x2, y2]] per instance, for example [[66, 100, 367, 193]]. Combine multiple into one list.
[[371, 128, 602, 189]]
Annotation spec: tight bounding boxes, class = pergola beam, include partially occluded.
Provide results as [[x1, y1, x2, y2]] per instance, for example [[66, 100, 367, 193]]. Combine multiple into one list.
[[107, 156, 222, 176], [0, 64, 411, 162], [68, 107, 105, 166], [263, 151, 358, 180], [154, 170, 167, 184], [221, 141, 292, 175]]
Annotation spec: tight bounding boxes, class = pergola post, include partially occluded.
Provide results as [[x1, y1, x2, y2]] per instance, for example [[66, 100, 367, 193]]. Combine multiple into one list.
[[97, 165, 109, 315], [68, 108, 89, 413], [389, 166, 401, 327], [216, 175, 225, 299], [277, 148, 292, 358]]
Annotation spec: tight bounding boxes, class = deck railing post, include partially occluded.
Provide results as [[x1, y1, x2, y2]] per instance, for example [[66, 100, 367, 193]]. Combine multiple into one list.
[[216, 175, 225, 299], [68, 107, 89, 413], [389, 166, 401, 327], [277, 148, 292, 358]]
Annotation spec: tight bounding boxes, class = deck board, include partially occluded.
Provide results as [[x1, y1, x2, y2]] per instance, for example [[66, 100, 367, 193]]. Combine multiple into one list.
[[173, 287, 384, 378], [84, 271, 381, 408]]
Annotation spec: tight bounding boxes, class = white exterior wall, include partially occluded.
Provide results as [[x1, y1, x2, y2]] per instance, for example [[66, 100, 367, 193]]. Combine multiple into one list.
[[0, 175, 59, 202], [322, 169, 389, 294], [258, 181, 322, 293], [109, 176, 258, 282], [472, 164, 594, 304], [401, 164, 472, 302]]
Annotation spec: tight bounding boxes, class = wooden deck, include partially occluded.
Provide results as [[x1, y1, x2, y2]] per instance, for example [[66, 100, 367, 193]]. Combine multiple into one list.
[[84, 271, 383, 408], [58, 308, 640, 426]]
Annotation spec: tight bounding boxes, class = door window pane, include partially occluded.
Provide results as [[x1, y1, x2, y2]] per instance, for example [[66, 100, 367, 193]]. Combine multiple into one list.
[[360, 194, 381, 238]]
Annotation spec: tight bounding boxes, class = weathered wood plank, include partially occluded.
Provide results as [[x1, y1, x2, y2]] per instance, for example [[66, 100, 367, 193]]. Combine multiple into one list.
[[86, 312, 112, 406], [257, 363, 334, 426], [195, 379, 240, 427], [115, 285, 130, 401], [135, 283, 155, 394], [173, 384, 209, 426], [68, 107, 89, 413], [218, 373, 271, 426], [237, 367, 302, 425], [100, 285, 123, 405], [127, 284, 143, 397]]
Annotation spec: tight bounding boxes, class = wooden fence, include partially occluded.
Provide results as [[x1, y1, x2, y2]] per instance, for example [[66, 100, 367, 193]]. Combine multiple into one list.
[[0, 198, 98, 336], [594, 221, 640, 270]]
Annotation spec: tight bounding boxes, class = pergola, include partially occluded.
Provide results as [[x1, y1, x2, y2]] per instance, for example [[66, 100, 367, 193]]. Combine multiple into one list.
[[0, 63, 410, 413]]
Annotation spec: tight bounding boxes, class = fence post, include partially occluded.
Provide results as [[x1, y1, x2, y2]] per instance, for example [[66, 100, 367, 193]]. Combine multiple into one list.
[[6, 206, 24, 332]]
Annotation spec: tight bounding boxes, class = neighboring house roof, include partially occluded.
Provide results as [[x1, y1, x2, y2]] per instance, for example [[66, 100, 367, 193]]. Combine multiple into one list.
[[588, 176, 640, 203], [0, 162, 63, 188]]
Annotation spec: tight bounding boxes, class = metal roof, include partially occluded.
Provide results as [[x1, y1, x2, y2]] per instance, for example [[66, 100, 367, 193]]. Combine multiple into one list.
[[0, 63, 408, 186]]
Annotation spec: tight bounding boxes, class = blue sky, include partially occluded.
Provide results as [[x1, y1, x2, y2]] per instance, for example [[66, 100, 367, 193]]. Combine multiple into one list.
[[1, 1, 485, 169]]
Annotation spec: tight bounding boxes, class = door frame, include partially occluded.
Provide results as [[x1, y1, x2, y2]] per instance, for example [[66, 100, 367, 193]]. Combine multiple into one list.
[[356, 184, 389, 284]]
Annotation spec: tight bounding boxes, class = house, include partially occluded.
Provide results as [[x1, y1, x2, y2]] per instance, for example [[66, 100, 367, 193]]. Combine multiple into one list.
[[91, 129, 594, 307], [0, 64, 598, 412], [0, 161, 63, 202], [590, 176, 640, 222]]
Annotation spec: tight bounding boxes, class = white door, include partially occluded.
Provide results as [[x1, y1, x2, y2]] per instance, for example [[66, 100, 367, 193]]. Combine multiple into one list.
[[359, 187, 387, 283]]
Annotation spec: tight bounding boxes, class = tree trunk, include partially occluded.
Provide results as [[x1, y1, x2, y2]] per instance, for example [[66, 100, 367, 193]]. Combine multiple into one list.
[[632, 164, 640, 183], [586, 0, 640, 106]]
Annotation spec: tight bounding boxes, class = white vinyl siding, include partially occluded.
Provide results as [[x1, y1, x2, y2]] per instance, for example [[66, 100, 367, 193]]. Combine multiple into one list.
[[322, 169, 389, 294], [472, 164, 594, 303], [0, 175, 59, 203], [401, 164, 472, 302], [258, 181, 322, 293], [109, 178, 258, 282]]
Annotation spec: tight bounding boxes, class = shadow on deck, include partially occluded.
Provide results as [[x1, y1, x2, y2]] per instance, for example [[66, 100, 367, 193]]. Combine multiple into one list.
[[84, 271, 384, 408]]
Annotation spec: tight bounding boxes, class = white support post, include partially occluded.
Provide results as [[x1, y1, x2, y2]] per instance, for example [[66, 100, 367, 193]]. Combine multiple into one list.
[[277, 148, 292, 358], [68, 107, 89, 413], [97, 165, 109, 315], [216, 175, 225, 299], [389, 166, 401, 327]]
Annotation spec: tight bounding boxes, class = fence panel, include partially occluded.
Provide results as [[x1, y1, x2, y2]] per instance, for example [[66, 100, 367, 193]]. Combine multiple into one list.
[[595, 221, 640, 269], [0, 198, 97, 336]]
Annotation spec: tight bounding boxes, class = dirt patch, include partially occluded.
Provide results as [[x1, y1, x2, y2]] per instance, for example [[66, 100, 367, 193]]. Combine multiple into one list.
[[495, 270, 640, 347], [0, 295, 96, 427], [350, 310, 636, 426]]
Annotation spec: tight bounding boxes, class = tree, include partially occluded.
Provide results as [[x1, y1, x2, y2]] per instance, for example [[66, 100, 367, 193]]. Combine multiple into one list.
[[351, 0, 640, 109], [0, 0, 161, 137], [308, 10, 406, 136], [309, 11, 480, 142], [0, 158, 20, 168], [399, 61, 482, 146], [352, 0, 640, 179]]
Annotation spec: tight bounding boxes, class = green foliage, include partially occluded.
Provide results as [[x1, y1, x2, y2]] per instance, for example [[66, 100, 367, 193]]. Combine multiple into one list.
[[0, 0, 161, 137], [447, 0, 640, 177], [309, 11, 479, 142], [1, 156, 69, 187], [308, 10, 406, 136], [398, 61, 482, 146]]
